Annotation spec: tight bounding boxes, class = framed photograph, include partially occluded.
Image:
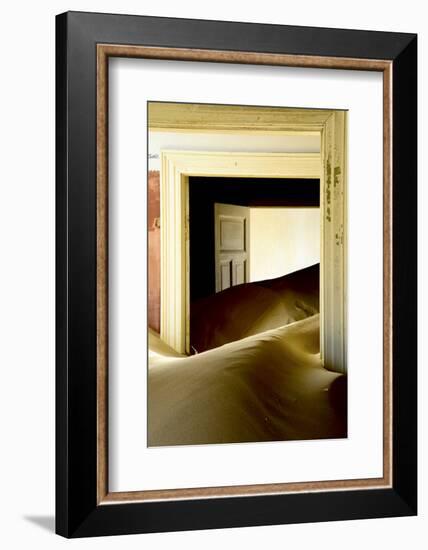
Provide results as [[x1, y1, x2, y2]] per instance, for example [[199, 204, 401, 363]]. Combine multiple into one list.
[[56, 11, 417, 537]]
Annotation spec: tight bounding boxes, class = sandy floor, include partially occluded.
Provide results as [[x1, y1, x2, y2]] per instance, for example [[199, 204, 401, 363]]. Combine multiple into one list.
[[148, 313, 347, 447]]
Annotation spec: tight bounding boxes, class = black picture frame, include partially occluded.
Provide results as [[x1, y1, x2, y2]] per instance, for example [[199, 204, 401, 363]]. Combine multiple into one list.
[[56, 11, 417, 538]]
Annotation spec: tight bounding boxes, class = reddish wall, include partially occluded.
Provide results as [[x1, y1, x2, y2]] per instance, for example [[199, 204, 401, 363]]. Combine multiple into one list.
[[148, 171, 160, 332]]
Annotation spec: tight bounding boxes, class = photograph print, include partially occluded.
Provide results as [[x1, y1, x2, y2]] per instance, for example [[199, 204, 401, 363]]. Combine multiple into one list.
[[147, 101, 347, 447]]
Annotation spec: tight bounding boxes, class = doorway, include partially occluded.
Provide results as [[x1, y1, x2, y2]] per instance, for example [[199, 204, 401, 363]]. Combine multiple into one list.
[[188, 176, 320, 353], [158, 146, 346, 374], [189, 176, 319, 300]]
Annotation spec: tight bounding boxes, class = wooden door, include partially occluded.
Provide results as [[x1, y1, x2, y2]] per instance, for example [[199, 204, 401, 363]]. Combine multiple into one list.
[[214, 203, 250, 292]]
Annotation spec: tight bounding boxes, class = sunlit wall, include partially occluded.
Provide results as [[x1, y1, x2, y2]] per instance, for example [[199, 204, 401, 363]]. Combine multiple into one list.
[[249, 207, 320, 282]]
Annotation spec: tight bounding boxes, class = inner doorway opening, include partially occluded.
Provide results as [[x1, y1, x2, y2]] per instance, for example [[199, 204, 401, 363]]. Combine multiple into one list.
[[189, 176, 320, 354]]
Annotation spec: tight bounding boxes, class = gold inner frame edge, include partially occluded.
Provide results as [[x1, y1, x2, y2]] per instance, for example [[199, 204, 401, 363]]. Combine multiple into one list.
[[96, 44, 393, 504]]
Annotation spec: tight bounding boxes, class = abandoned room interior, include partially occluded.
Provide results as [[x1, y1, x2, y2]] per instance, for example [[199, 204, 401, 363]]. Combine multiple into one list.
[[147, 101, 347, 447]]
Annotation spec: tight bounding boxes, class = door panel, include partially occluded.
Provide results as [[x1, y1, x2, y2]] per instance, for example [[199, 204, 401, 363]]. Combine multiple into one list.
[[220, 260, 232, 291], [215, 203, 250, 293], [234, 259, 246, 286], [220, 218, 245, 251]]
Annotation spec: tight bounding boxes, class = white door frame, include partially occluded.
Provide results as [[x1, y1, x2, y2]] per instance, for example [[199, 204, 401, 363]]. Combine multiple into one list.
[[155, 107, 347, 373], [160, 152, 324, 348]]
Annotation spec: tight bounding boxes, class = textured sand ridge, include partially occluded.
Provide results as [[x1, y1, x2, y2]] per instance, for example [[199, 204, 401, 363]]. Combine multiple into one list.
[[148, 264, 347, 446], [190, 264, 320, 353]]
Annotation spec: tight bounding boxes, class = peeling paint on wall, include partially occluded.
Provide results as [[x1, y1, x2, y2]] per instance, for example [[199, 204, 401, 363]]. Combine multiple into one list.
[[325, 154, 332, 222], [335, 223, 344, 247], [334, 166, 341, 187], [148, 170, 160, 332]]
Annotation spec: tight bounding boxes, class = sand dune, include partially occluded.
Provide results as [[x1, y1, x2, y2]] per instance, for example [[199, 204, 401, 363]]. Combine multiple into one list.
[[148, 264, 346, 447], [148, 314, 347, 447], [190, 263, 319, 353]]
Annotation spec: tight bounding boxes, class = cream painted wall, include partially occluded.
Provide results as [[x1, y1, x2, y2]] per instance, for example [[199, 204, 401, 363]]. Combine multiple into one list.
[[148, 131, 320, 170], [249, 208, 320, 282]]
